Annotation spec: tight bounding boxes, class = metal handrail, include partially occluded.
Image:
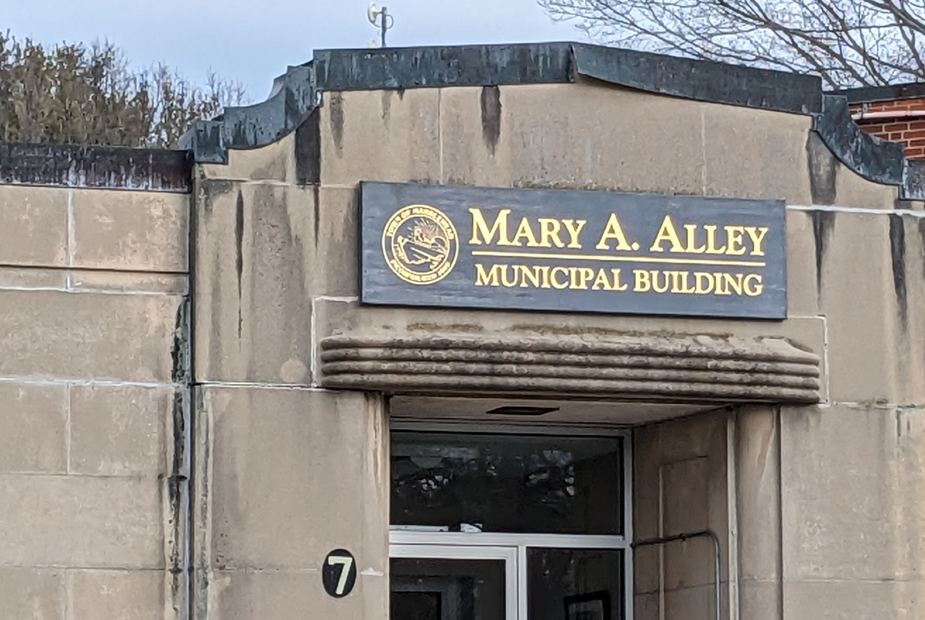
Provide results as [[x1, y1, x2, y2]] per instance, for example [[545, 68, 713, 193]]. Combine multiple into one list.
[[632, 530, 722, 620]]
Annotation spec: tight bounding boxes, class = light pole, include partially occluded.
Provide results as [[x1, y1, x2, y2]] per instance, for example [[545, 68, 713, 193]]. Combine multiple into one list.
[[367, 3, 394, 48]]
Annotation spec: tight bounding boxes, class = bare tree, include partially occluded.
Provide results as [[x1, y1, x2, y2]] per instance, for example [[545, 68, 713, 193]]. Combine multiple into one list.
[[0, 33, 248, 148], [539, 0, 925, 88]]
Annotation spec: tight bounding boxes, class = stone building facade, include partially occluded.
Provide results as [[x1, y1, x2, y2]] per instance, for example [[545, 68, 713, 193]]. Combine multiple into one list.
[[2, 43, 925, 620]]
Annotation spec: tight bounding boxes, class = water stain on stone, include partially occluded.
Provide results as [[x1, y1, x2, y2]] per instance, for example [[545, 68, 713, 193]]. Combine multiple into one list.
[[330, 92, 345, 157], [811, 210, 835, 296], [889, 213, 907, 329], [235, 190, 244, 339], [381, 90, 392, 127], [806, 133, 838, 205], [312, 184, 321, 248], [480, 86, 502, 156], [918, 217, 925, 286]]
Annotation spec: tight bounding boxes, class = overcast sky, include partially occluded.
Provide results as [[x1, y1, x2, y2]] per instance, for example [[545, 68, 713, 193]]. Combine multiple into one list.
[[0, 0, 589, 100]]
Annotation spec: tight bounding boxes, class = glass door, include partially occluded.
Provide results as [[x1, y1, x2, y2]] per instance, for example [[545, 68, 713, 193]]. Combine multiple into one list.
[[389, 429, 632, 620], [390, 544, 517, 620], [391, 533, 626, 620]]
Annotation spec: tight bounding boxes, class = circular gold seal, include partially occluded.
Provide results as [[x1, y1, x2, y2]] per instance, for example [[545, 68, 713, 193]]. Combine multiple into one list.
[[382, 204, 459, 285]]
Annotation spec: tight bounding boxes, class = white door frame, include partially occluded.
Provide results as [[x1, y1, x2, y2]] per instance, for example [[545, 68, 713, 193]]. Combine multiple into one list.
[[390, 543, 518, 619], [388, 423, 634, 620]]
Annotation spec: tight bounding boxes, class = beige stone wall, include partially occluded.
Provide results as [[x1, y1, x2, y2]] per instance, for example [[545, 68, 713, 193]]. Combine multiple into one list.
[[192, 135, 390, 620], [776, 206, 925, 619], [634, 411, 731, 620], [311, 80, 924, 620], [779, 403, 925, 619], [191, 388, 388, 620], [189, 76, 925, 620], [0, 183, 189, 620], [316, 80, 820, 202]]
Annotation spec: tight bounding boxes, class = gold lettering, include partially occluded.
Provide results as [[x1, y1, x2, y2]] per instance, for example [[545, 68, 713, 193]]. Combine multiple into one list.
[[694, 272, 714, 294], [744, 274, 763, 296], [592, 268, 612, 291], [512, 218, 540, 247], [745, 226, 769, 256], [704, 225, 726, 254], [469, 208, 512, 245], [475, 263, 501, 286], [723, 272, 744, 295], [551, 267, 569, 289], [634, 269, 651, 292], [538, 265, 551, 289], [572, 267, 594, 290], [518, 265, 541, 288], [611, 268, 628, 291], [650, 216, 684, 253], [537, 218, 566, 248], [500, 265, 518, 287], [596, 214, 634, 251], [725, 226, 746, 256], [562, 219, 587, 249], [683, 224, 706, 254], [670, 271, 696, 294], [651, 270, 670, 293]]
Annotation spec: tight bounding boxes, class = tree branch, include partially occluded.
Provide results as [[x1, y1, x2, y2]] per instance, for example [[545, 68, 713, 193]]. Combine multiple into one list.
[[539, 0, 925, 87]]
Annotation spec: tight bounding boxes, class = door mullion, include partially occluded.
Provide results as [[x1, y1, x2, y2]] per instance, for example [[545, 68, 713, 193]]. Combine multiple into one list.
[[517, 545, 528, 620], [505, 548, 518, 620]]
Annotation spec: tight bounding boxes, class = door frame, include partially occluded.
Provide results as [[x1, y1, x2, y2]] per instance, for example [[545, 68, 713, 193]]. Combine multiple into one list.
[[390, 544, 518, 619], [388, 421, 634, 620]]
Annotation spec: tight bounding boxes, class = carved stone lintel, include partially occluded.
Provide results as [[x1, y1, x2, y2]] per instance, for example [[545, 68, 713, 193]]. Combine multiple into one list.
[[320, 333, 821, 404]]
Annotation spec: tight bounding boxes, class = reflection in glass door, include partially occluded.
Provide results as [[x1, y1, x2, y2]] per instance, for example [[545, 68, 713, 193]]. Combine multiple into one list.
[[390, 545, 517, 620], [388, 429, 632, 620], [527, 547, 624, 620]]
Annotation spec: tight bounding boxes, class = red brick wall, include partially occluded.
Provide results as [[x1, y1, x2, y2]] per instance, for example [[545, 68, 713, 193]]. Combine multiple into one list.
[[850, 97, 925, 159]]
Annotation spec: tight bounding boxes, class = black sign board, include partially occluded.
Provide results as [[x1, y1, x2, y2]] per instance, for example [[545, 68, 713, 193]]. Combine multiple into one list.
[[322, 549, 357, 598], [360, 182, 787, 319]]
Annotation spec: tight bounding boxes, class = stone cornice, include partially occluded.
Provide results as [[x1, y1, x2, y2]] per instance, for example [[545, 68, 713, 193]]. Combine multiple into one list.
[[320, 333, 821, 403]]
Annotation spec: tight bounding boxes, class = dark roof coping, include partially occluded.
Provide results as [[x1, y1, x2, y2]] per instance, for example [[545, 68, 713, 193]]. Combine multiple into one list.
[[310, 43, 821, 111], [813, 96, 905, 185], [6, 43, 925, 199], [0, 142, 191, 193], [99, 41, 924, 202], [181, 42, 824, 163], [832, 82, 925, 104], [182, 42, 925, 198], [313, 43, 575, 90]]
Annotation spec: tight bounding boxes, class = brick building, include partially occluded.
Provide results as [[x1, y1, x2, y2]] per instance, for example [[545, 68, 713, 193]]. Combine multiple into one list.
[[845, 83, 925, 159]]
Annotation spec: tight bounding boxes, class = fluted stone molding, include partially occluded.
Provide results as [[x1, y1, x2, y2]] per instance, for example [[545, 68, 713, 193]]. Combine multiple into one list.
[[320, 333, 820, 403]]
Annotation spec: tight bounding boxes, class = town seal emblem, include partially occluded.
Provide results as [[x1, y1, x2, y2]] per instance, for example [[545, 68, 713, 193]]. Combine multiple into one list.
[[382, 204, 459, 285]]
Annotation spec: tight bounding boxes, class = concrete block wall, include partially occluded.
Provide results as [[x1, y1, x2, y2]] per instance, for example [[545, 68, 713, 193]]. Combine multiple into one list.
[[631, 154, 925, 619], [779, 403, 925, 618], [301, 79, 924, 620], [0, 66, 913, 620], [634, 411, 732, 620], [774, 201, 925, 619], [191, 135, 390, 620], [3, 49, 925, 620], [0, 182, 190, 620]]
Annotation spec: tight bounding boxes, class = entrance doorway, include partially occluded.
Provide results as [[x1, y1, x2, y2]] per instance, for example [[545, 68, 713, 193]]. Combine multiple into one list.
[[389, 428, 632, 620]]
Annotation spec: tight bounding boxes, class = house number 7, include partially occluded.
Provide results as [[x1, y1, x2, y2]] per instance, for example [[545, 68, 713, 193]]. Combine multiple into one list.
[[322, 549, 357, 598]]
